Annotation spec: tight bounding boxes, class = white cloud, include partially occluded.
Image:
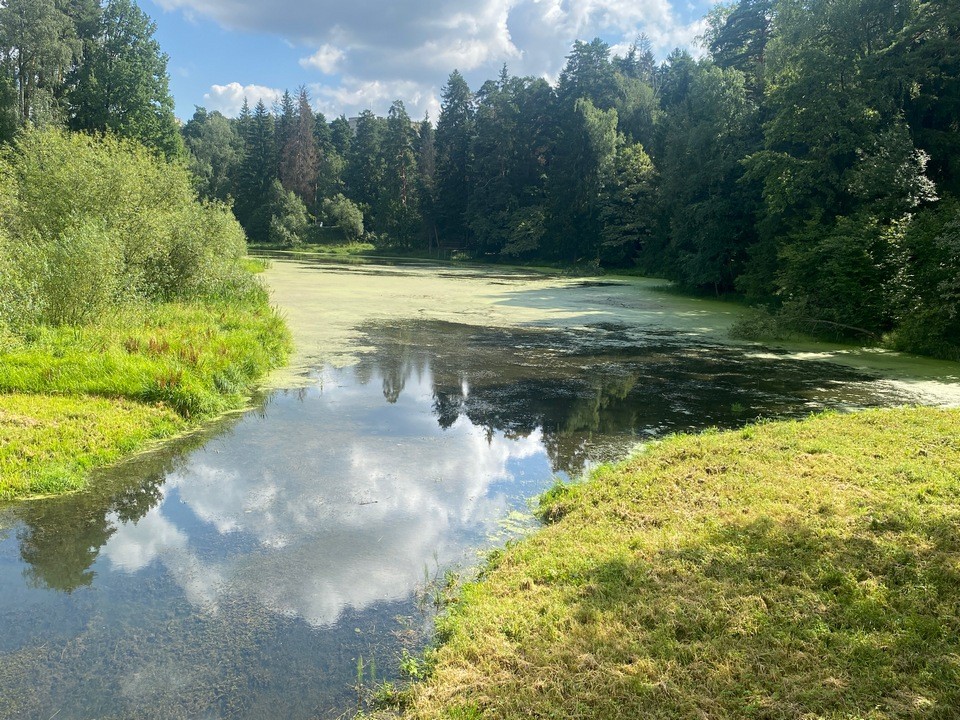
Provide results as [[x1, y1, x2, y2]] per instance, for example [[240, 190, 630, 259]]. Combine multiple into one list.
[[299, 44, 346, 74], [173, 0, 707, 117], [310, 79, 440, 120], [203, 82, 284, 115]]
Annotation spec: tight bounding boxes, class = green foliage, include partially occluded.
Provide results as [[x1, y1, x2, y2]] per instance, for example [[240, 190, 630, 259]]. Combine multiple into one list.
[[380, 100, 421, 248], [435, 71, 474, 246], [599, 141, 657, 265], [37, 219, 123, 326], [887, 200, 960, 359], [183, 107, 243, 201], [776, 214, 890, 338], [0, 0, 79, 126], [345, 110, 386, 215], [266, 179, 310, 248], [323, 193, 365, 241], [0, 127, 253, 329], [728, 306, 796, 341], [234, 100, 276, 242], [67, 0, 183, 159]]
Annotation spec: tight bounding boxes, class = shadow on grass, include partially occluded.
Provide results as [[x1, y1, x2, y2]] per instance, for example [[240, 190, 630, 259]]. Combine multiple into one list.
[[565, 513, 960, 718]]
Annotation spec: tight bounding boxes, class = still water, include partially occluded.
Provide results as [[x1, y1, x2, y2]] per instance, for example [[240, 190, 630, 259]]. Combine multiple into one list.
[[1, 259, 956, 719]]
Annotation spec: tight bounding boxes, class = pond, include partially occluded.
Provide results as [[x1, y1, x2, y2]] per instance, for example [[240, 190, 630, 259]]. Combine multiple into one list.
[[2, 257, 958, 719]]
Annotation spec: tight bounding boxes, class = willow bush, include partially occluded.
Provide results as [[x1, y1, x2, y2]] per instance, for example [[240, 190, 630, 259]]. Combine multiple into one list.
[[0, 128, 254, 331]]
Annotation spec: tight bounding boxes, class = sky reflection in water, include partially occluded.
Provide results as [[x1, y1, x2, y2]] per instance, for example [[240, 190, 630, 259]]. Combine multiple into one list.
[[0, 321, 927, 719]]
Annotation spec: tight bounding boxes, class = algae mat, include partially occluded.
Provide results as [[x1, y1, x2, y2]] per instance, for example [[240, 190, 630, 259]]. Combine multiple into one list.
[[261, 256, 960, 405]]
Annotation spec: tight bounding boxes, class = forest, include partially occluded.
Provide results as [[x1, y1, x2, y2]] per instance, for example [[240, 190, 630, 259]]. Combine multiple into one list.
[[184, 0, 959, 359], [0, 0, 957, 361]]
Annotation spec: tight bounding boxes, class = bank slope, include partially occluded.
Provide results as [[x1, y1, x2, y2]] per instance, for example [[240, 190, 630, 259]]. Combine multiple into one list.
[[408, 407, 960, 719], [0, 296, 290, 500]]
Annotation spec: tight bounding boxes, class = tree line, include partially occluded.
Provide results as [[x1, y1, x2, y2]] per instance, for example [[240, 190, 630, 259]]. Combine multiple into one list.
[[185, 0, 959, 358], [0, 0, 956, 358]]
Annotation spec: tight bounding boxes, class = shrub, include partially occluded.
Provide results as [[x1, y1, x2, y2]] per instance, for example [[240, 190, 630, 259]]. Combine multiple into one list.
[[39, 220, 124, 326], [0, 127, 255, 327], [887, 200, 960, 360], [322, 194, 364, 241], [267, 180, 310, 248]]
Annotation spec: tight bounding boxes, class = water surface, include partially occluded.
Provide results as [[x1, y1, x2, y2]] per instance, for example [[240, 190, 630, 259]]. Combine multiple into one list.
[[2, 259, 958, 719]]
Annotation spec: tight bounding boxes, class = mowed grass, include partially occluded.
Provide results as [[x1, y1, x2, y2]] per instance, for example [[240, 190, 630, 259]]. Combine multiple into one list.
[[0, 297, 290, 500], [405, 407, 960, 720]]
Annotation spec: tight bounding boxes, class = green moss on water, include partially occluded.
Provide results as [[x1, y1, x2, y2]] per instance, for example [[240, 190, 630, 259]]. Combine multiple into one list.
[[0, 297, 290, 501], [406, 407, 960, 719]]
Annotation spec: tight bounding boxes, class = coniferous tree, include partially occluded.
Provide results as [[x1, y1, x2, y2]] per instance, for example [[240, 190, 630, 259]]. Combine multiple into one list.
[[434, 70, 473, 246], [381, 99, 419, 247], [235, 99, 276, 242], [330, 114, 352, 157], [467, 68, 519, 255], [415, 113, 437, 249], [345, 109, 385, 219], [273, 89, 295, 170], [280, 86, 319, 208]]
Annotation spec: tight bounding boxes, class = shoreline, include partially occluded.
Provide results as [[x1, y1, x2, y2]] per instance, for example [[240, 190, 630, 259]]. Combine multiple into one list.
[[0, 291, 291, 502], [399, 406, 960, 718]]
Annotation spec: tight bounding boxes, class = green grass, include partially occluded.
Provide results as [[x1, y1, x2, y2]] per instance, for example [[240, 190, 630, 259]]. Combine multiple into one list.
[[404, 407, 960, 719], [241, 256, 270, 274], [0, 295, 290, 500], [251, 241, 376, 256], [0, 393, 185, 499]]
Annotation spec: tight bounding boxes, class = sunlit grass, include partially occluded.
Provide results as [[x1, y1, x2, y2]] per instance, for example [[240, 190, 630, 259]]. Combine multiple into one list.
[[0, 297, 290, 500], [252, 241, 376, 256], [0, 393, 184, 500], [405, 407, 960, 719]]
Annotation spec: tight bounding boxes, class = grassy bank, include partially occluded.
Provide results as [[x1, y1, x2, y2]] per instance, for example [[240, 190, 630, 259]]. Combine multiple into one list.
[[0, 296, 289, 500], [251, 241, 376, 256], [401, 407, 960, 719]]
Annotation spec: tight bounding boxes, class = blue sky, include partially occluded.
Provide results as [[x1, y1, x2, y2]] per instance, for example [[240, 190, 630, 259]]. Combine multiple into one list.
[[144, 0, 717, 121]]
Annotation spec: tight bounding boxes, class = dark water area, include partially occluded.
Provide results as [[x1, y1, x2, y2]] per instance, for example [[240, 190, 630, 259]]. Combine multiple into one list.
[[0, 320, 923, 719]]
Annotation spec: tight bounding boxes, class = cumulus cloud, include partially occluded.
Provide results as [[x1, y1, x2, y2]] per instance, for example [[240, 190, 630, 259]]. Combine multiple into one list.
[[309, 79, 441, 120], [203, 82, 284, 115], [181, 0, 705, 116], [299, 44, 346, 74]]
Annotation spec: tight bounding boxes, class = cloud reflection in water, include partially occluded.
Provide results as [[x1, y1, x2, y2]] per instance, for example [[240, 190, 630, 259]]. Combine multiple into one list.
[[102, 365, 549, 627]]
